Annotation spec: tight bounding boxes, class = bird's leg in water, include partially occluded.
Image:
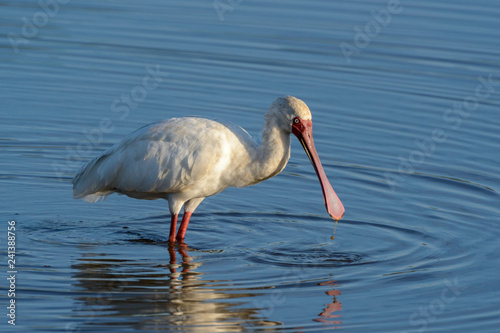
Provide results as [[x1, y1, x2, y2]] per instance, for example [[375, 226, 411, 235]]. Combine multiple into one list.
[[169, 214, 178, 243], [176, 211, 192, 242]]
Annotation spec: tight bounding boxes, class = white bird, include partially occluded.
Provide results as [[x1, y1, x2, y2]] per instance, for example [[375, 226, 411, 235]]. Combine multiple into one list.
[[73, 96, 345, 243]]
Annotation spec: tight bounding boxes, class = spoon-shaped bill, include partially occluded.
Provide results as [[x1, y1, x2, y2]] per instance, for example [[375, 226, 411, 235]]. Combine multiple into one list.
[[292, 118, 345, 222]]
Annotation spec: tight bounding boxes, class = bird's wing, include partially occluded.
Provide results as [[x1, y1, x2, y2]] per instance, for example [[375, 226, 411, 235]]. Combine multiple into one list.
[[72, 117, 237, 201]]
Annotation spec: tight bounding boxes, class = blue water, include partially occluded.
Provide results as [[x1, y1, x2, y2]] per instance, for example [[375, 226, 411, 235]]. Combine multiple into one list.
[[1, 0, 500, 332]]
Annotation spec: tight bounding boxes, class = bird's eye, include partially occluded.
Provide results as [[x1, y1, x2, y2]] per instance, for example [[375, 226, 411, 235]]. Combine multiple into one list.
[[294, 118, 300, 124]]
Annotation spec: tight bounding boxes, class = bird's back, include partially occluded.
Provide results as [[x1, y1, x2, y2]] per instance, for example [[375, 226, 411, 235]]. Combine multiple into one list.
[[72, 117, 257, 203]]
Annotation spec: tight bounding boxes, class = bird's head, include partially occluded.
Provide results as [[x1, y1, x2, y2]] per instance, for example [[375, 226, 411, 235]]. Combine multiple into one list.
[[268, 96, 312, 132], [268, 96, 345, 223]]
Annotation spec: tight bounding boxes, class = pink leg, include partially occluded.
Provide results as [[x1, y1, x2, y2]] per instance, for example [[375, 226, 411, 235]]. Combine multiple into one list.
[[176, 211, 192, 241], [169, 213, 178, 243]]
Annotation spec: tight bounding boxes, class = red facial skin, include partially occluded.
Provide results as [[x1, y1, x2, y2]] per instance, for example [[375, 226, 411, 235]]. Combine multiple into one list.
[[292, 117, 345, 221]]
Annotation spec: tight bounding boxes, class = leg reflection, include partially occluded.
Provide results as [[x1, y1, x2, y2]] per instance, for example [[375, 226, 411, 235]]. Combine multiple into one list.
[[167, 242, 193, 278]]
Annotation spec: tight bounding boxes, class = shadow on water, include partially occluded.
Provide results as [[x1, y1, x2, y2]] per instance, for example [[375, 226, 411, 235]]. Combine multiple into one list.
[[66, 239, 343, 332]]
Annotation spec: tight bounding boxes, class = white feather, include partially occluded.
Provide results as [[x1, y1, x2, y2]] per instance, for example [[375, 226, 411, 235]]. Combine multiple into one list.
[[72, 96, 313, 216]]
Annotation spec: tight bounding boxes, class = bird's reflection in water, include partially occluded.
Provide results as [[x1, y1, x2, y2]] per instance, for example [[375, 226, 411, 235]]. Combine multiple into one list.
[[69, 242, 282, 332], [314, 280, 342, 328], [69, 241, 343, 332]]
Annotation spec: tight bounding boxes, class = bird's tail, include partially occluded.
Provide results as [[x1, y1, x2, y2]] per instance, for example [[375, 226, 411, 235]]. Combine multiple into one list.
[[72, 154, 114, 202]]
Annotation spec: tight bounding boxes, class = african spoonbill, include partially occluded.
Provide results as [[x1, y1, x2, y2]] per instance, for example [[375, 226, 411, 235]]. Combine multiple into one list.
[[72, 96, 345, 242]]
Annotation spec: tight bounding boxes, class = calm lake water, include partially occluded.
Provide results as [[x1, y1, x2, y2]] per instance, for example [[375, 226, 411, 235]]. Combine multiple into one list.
[[1, 0, 500, 332]]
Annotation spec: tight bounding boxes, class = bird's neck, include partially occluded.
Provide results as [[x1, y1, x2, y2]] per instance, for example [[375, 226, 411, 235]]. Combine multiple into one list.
[[248, 117, 291, 184]]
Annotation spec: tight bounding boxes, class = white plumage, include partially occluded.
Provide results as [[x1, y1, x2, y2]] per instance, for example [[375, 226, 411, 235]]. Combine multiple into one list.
[[73, 96, 345, 242]]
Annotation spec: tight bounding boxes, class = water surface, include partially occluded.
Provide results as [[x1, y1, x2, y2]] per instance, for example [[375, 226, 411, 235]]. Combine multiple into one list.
[[1, 0, 499, 332]]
